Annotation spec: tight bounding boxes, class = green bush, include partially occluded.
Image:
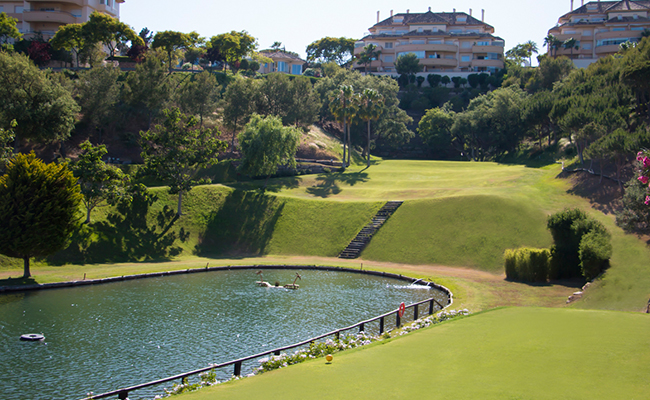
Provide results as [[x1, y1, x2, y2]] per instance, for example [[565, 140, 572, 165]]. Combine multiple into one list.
[[547, 208, 611, 280], [504, 247, 551, 282], [579, 230, 612, 280]]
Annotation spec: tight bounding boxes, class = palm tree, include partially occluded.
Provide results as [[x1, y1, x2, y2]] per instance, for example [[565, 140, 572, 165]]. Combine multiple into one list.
[[355, 89, 384, 167], [563, 38, 579, 59], [544, 34, 562, 57], [357, 44, 382, 74], [523, 40, 538, 66], [329, 85, 356, 167]]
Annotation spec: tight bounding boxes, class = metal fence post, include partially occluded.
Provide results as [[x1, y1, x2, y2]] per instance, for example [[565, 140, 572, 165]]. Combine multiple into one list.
[[118, 390, 128, 400], [379, 316, 385, 334], [414, 304, 419, 321], [234, 361, 242, 377], [359, 323, 365, 333], [396, 311, 401, 328], [429, 299, 434, 315]]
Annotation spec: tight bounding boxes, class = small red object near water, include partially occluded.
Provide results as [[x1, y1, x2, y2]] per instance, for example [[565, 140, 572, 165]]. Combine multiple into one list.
[[398, 302, 406, 318]]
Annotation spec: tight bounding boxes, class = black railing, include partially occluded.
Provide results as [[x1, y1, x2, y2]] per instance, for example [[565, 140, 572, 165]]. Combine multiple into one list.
[[80, 292, 449, 400]]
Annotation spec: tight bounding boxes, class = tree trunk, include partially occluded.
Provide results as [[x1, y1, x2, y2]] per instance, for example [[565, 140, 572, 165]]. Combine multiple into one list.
[[367, 120, 371, 167], [177, 191, 183, 217], [23, 256, 30, 279], [348, 123, 352, 167], [86, 206, 91, 224], [342, 121, 347, 167]]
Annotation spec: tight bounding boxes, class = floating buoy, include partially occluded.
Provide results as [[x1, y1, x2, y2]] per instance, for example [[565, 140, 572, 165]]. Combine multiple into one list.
[[20, 333, 44, 341]]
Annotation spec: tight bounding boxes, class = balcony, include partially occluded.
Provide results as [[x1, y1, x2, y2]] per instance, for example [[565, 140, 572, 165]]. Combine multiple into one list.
[[471, 59, 504, 68], [27, 0, 84, 6], [472, 45, 504, 53], [595, 30, 642, 40], [420, 57, 457, 67], [396, 43, 458, 53], [595, 44, 624, 54], [23, 10, 78, 25]]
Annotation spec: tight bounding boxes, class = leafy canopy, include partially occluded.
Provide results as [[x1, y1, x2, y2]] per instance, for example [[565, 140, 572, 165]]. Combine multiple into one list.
[[0, 152, 82, 278], [306, 37, 356, 65], [238, 114, 301, 181], [140, 108, 227, 215]]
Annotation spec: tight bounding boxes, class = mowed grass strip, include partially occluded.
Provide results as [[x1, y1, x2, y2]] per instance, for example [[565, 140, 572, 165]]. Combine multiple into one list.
[[178, 307, 650, 400], [362, 196, 553, 272]]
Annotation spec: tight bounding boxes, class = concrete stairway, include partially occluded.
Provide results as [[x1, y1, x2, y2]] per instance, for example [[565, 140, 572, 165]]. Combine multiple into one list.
[[338, 201, 404, 259]]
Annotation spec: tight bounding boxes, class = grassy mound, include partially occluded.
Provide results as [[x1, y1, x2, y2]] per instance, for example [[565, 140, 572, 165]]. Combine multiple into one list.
[[362, 196, 552, 272], [177, 307, 650, 400]]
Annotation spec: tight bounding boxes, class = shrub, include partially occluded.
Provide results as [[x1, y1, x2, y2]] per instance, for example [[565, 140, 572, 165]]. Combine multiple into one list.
[[504, 248, 551, 282], [416, 76, 425, 88], [579, 230, 612, 280], [615, 176, 650, 234], [427, 74, 442, 87], [547, 208, 611, 280]]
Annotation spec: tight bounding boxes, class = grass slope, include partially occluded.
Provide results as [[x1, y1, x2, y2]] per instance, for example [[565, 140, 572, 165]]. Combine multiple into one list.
[[179, 307, 650, 400], [362, 196, 552, 271]]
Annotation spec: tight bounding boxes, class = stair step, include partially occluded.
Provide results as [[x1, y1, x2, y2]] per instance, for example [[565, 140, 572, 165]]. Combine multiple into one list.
[[338, 200, 404, 259]]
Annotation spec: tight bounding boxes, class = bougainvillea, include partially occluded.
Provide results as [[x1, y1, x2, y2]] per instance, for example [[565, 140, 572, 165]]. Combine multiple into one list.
[[637, 150, 650, 205]]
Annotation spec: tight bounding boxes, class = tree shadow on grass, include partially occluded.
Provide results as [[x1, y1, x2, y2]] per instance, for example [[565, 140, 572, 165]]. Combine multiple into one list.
[[306, 171, 369, 198], [47, 190, 188, 265], [195, 190, 284, 257]]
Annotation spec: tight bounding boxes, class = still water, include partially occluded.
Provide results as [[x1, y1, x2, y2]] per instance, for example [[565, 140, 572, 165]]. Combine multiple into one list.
[[0, 268, 446, 400]]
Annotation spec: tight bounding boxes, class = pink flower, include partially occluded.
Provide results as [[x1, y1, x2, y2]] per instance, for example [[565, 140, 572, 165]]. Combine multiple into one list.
[[639, 176, 649, 185], [645, 196, 650, 206], [644, 157, 650, 168], [638, 152, 645, 161]]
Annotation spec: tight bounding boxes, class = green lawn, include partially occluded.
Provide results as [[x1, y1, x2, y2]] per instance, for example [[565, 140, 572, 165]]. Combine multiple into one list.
[[2, 159, 649, 311], [178, 307, 650, 400]]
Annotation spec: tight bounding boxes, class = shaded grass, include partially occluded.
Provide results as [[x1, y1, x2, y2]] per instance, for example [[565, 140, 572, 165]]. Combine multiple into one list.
[[362, 196, 553, 272], [177, 307, 650, 400]]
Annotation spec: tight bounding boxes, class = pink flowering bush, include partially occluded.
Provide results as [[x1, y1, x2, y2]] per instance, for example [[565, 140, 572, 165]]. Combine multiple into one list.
[[638, 150, 650, 205]]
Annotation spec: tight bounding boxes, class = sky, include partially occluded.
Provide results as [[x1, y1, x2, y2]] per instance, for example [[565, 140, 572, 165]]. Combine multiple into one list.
[[120, 0, 578, 65]]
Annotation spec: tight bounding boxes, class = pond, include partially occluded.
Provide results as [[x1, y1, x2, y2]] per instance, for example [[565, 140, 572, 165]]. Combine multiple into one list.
[[0, 267, 448, 400]]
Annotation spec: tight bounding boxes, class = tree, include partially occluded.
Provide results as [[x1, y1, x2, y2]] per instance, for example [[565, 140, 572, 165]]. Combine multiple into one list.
[[123, 54, 171, 127], [152, 30, 191, 72], [223, 75, 259, 147], [140, 108, 227, 216], [238, 114, 300, 187], [418, 107, 456, 153], [76, 64, 121, 138], [506, 44, 528, 67], [0, 52, 79, 146], [543, 34, 562, 57], [563, 38, 579, 58], [82, 11, 144, 58], [178, 71, 220, 126], [523, 40, 539, 66], [395, 53, 423, 76], [356, 88, 384, 166], [0, 152, 82, 278], [286, 76, 322, 127], [357, 44, 381, 74], [0, 11, 20, 45], [0, 120, 15, 169], [50, 23, 85, 68], [306, 37, 356, 65], [329, 85, 357, 167], [70, 141, 130, 223], [208, 31, 257, 71]]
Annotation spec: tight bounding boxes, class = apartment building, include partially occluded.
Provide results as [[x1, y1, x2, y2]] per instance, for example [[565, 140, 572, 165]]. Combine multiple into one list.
[[548, 0, 650, 68], [258, 50, 306, 75], [0, 0, 123, 39], [353, 8, 505, 74]]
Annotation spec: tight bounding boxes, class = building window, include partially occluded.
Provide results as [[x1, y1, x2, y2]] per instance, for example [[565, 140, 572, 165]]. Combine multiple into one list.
[[461, 55, 470, 62], [457, 17, 467, 22], [475, 41, 490, 46], [291, 64, 302, 75], [355, 42, 365, 48], [385, 42, 393, 49], [384, 55, 394, 63], [397, 51, 425, 59], [277, 61, 288, 72], [411, 40, 425, 44], [429, 40, 442, 44], [15, 6, 24, 13], [583, 43, 592, 50], [612, 27, 626, 31], [631, 27, 645, 31], [71, 10, 82, 17], [462, 42, 472, 48], [597, 37, 636, 46]]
